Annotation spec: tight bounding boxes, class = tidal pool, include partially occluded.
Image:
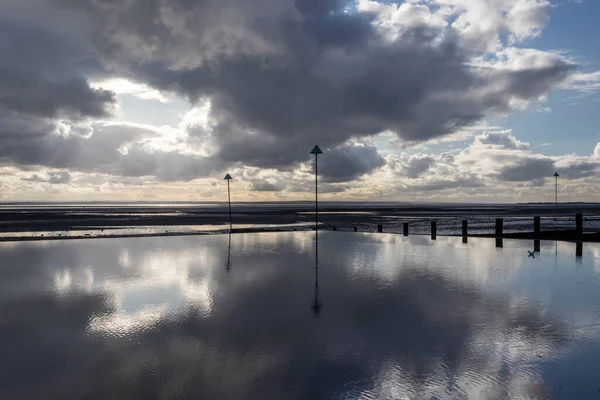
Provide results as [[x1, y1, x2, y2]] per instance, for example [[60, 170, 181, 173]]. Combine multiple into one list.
[[1, 232, 600, 399]]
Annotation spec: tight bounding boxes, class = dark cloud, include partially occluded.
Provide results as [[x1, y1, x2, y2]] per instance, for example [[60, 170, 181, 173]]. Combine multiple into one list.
[[286, 181, 347, 194], [1, 122, 221, 182], [0, 122, 148, 170], [0, 17, 115, 120], [409, 177, 484, 192], [250, 181, 287, 192], [555, 159, 600, 179], [46, 0, 574, 169], [23, 171, 72, 184], [496, 157, 555, 182], [0, 0, 580, 189], [318, 143, 385, 182], [119, 144, 223, 182]]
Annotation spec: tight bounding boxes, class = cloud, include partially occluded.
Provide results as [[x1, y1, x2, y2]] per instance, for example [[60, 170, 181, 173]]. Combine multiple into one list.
[[250, 181, 287, 192], [43, 0, 574, 167], [386, 153, 437, 179], [0, 0, 593, 200], [554, 157, 600, 179], [0, 16, 115, 120], [496, 157, 555, 181], [90, 78, 169, 103], [1, 121, 222, 182], [408, 176, 484, 191], [564, 71, 600, 95], [318, 143, 385, 182], [49, 172, 72, 185], [473, 130, 529, 150], [23, 171, 72, 185]]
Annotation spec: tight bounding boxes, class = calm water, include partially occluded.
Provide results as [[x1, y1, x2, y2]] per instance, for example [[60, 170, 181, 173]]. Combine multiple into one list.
[[1, 232, 600, 399]]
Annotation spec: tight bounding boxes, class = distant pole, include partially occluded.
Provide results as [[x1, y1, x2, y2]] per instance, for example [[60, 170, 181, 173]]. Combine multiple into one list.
[[224, 174, 233, 232], [310, 145, 323, 231]]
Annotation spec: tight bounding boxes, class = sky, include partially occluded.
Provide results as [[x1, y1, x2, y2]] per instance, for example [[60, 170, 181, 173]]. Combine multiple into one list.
[[1, 0, 600, 203]]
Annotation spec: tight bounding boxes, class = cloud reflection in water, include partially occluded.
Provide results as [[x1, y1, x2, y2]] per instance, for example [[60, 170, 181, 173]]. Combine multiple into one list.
[[1, 232, 600, 399]]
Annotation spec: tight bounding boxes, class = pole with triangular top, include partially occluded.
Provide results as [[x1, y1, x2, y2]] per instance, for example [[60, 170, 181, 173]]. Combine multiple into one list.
[[310, 145, 323, 231], [554, 172, 559, 206], [224, 173, 233, 232]]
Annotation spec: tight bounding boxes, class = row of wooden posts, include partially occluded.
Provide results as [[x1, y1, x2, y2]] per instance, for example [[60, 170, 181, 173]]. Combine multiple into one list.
[[367, 214, 585, 238], [368, 214, 586, 257]]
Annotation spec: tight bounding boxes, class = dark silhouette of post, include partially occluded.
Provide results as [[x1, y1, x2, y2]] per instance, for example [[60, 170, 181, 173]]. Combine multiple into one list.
[[224, 174, 233, 232], [311, 231, 322, 317], [534, 239, 540, 253], [354, 226, 357, 232], [495, 218, 503, 237], [534, 216, 541, 237], [576, 213, 583, 235], [377, 224, 383, 233], [576, 241, 583, 258], [554, 172, 559, 205], [462, 220, 468, 237], [311, 146, 323, 231], [431, 221, 437, 240], [403, 222, 409, 236], [496, 237, 503, 248]]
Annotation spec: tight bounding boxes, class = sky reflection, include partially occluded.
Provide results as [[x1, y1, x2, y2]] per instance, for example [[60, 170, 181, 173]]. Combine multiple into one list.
[[1, 233, 600, 399]]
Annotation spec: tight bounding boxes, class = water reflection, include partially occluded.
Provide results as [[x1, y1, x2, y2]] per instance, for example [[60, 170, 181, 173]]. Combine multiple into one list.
[[1, 233, 600, 399], [311, 231, 321, 317], [226, 233, 232, 272]]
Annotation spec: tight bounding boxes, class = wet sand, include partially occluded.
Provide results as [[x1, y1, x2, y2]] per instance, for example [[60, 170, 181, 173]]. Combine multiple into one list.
[[2, 202, 600, 242]]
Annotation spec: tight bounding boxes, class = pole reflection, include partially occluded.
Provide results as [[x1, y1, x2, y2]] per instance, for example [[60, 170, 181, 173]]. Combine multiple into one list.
[[311, 231, 322, 317], [226, 233, 232, 272]]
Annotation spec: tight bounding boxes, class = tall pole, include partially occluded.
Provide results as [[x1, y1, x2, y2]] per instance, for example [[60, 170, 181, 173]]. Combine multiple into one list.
[[310, 146, 323, 231], [224, 174, 233, 232], [228, 179, 232, 231], [553, 172, 559, 219], [555, 175, 558, 205], [315, 153, 318, 230]]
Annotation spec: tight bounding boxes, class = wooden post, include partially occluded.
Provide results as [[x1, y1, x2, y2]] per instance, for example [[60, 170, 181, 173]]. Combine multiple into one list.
[[534, 239, 540, 253], [496, 238, 503, 248], [462, 220, 468, 237], [576, 241, 583, 257], [353, 226, 357, 232], [332, 226, 336, 231], [431, 221, 437, 240], [403, 222, 409, 236], [377, 224, 383, 233], [462, 236, 468, 244], [534, 216, 541, 237], [576, 214, 583, 235], [495, 218, 503, 237]]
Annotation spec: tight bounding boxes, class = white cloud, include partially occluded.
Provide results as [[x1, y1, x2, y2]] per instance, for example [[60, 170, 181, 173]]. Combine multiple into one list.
[[91, 78, 170, 103], [564, 71, 600, 95]]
